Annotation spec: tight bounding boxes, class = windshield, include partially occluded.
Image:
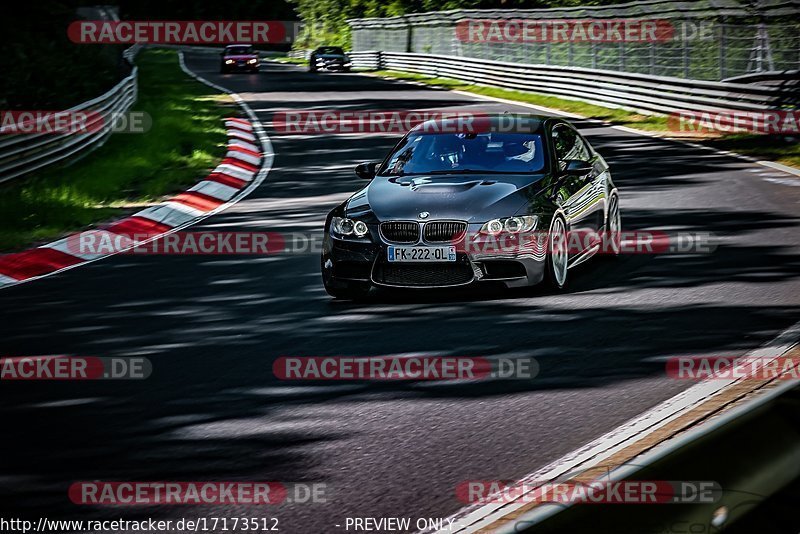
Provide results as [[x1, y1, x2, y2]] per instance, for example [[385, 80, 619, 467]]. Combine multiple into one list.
[[317, 47, 345, 55], [225, 46, 253, 55], [379, 132, 546, 176]]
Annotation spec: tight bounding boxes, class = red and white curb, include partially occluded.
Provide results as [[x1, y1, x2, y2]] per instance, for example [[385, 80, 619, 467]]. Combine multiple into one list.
[[0, 54, 274, 290]]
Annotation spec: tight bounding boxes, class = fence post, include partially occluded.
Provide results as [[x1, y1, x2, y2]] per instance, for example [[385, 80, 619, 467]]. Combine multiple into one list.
[[683, 20, 690, 78], [649, 42, 655, 76], [719, 22, 727, 80]]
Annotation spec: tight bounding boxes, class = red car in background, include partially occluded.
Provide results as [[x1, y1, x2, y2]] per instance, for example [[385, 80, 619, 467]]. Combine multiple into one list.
[[220, 44, 260, 73]]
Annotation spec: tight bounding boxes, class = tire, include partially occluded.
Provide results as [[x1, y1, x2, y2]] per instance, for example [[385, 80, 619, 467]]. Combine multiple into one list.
[[544, 215, 569, 290], [325, 281, 370, 300], [605, 193, 622, 258]]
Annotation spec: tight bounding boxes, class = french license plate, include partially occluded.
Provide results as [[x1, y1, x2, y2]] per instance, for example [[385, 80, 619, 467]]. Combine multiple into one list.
[[387, 246, 456, 262]]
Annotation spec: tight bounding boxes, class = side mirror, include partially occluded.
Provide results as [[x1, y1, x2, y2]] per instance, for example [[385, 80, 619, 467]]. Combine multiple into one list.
[[563, 160, 593, 176], [355, 161, 379, 180]]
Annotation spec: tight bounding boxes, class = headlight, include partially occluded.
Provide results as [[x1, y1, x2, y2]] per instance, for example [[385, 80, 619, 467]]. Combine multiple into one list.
[[353, 220, 368, 236], [480, 216, 538, 235], [247, 58, 258, 64], [225, 59, 234, 64], [331, 217, 369, 238]]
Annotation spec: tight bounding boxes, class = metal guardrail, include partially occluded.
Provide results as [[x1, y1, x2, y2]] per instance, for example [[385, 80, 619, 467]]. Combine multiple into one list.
[[0, 45, 141, 184], [348, 0, 800, 81], [348, 50, 797, 116], [287, 49, 311, 60]]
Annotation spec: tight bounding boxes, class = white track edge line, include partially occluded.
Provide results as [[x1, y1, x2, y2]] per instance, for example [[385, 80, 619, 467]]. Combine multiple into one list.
[[427, 318, 800, 533]]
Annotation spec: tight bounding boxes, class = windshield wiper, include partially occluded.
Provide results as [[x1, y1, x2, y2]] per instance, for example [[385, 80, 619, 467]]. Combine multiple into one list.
[[427, 169, 486, 175], [427, 169, 536, 175], [380, 170, 539, 177]]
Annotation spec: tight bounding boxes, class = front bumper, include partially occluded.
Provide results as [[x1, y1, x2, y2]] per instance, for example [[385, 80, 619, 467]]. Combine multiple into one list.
[[223, 61, 259, 71], [314, 61, 351, 71], [322, 225, 547, 290]]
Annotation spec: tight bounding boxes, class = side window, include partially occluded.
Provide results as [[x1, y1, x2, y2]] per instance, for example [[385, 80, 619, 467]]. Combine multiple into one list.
[[552, 125, 591, 171]]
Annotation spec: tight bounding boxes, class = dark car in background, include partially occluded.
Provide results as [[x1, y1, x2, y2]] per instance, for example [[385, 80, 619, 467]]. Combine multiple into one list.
[[321, 115, 621, 299], [220, 44, 260, 73], [309, 46, 352, 72]]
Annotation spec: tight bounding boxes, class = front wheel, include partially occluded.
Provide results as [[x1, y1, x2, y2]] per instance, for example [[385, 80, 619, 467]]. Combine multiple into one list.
[[605, 193, 622, 257], [544, 215, 569, 290]]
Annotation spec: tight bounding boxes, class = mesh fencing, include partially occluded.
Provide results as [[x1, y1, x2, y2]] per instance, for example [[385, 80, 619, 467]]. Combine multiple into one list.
[[349, 0, 800, 81]]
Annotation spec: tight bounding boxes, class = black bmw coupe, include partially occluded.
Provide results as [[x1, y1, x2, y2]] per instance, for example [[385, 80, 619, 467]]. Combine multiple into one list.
[[321, 114, 621, 299], [308, 46, 352, 72]]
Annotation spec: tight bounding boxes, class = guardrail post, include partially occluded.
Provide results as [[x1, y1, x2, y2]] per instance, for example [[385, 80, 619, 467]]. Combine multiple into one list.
[[132, 68, 138, 105]]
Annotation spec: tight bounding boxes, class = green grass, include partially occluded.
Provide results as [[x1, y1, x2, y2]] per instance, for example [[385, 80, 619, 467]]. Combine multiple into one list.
[[0, 49, 234, 252], [373, 70, 669, 131], [701, 133, 800, 168], [372, 70, 799, 169]]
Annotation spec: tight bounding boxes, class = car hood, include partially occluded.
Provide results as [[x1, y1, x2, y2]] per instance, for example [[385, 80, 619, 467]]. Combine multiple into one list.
[[346, 173, 546, 222]]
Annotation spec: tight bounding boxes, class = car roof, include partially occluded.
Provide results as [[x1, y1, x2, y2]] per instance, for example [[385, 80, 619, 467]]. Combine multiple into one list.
[[225, 44, 253, 49], [409, 113, 553, 135]]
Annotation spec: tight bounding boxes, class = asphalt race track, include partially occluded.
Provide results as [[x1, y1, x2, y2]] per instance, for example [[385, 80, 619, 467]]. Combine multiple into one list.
[[2, 52, 800, 532]]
